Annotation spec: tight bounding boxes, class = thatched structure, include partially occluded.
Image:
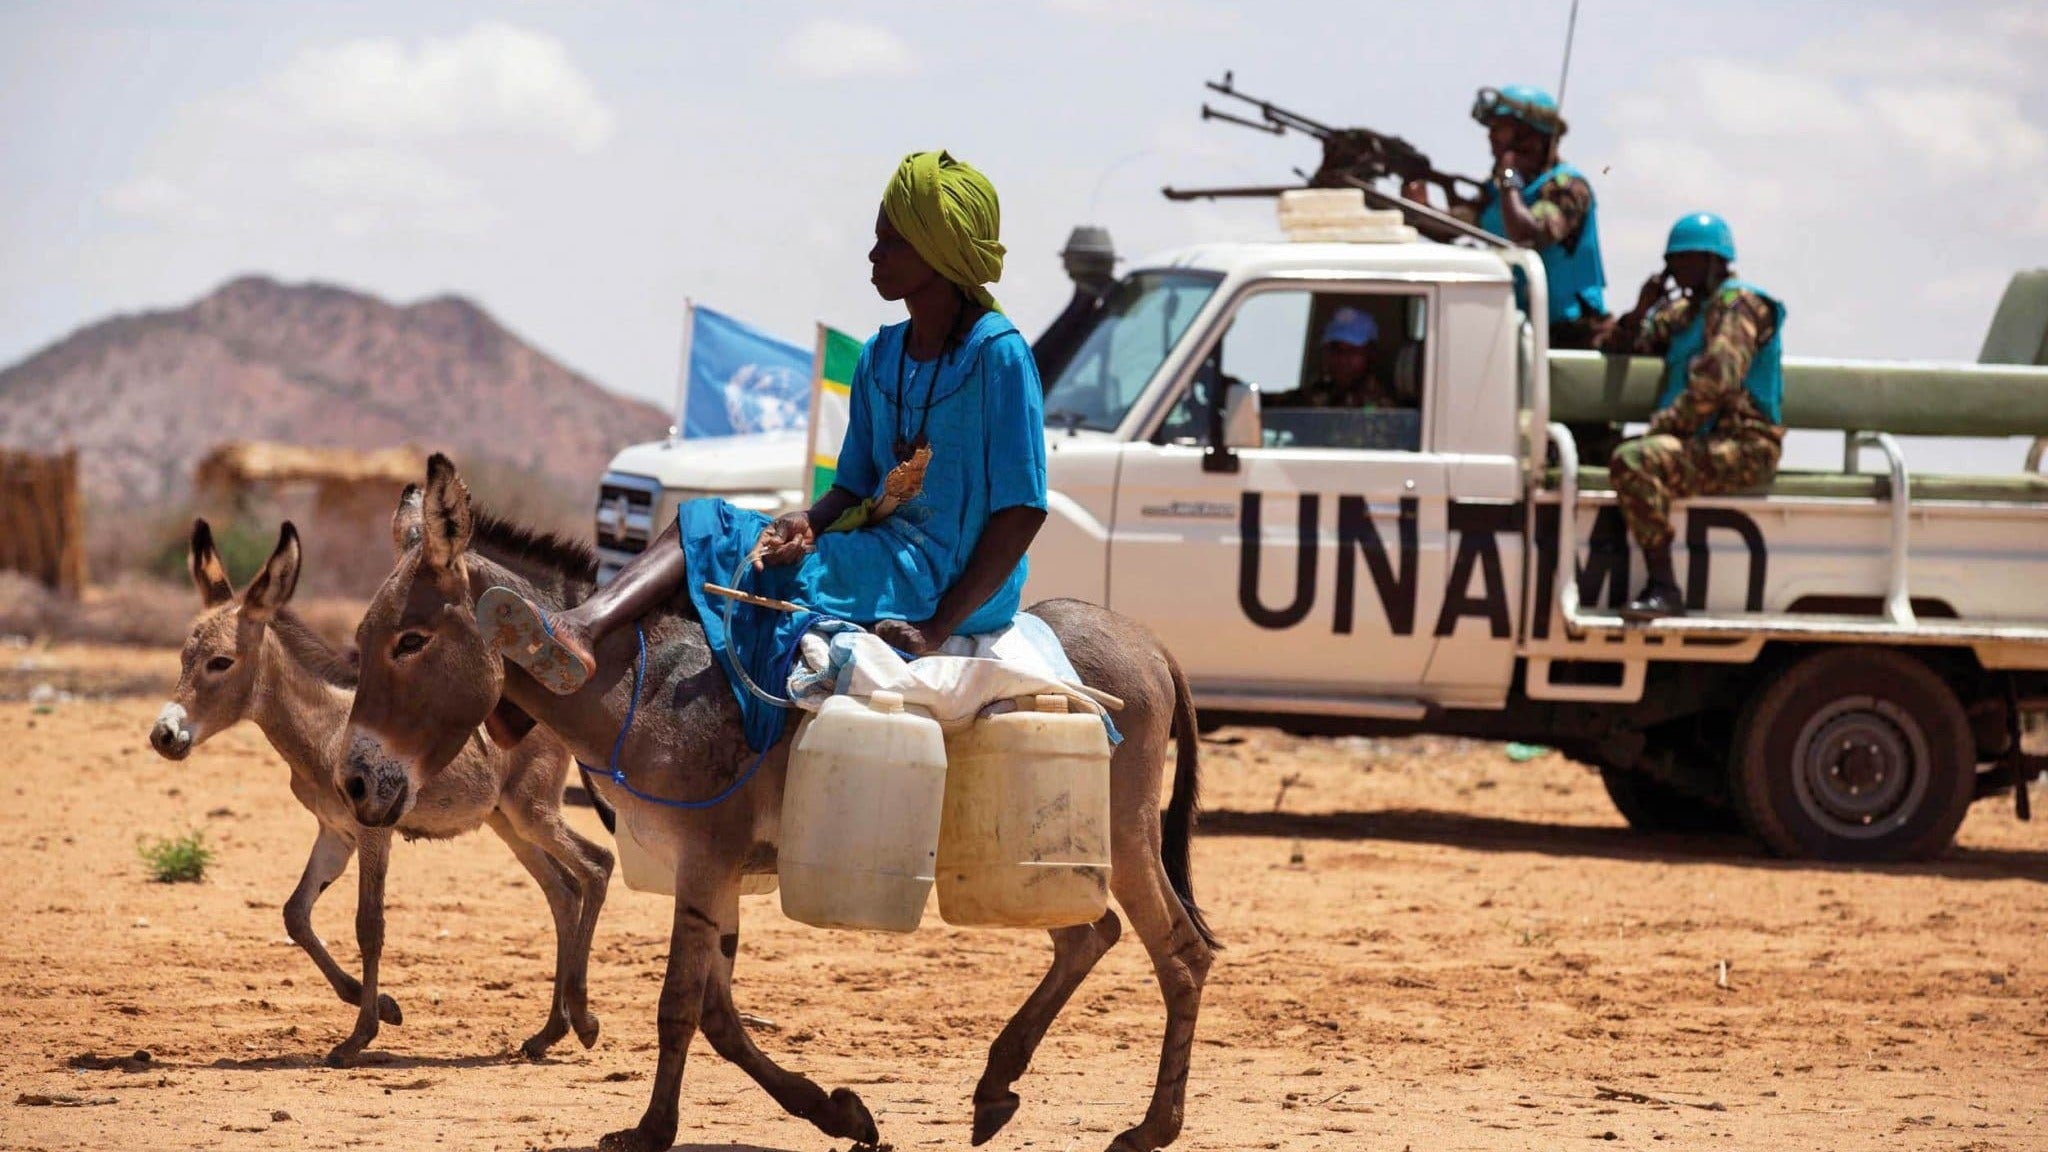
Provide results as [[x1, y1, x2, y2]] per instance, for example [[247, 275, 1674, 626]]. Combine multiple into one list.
[[0, 448, 86, 598]]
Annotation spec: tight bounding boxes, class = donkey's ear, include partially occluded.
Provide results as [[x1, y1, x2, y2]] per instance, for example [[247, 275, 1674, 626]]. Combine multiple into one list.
[[240, 522, 302, 625], [189, 519, 235, 607], [420, 453, 473, 570], [391, 482, 425, 557]]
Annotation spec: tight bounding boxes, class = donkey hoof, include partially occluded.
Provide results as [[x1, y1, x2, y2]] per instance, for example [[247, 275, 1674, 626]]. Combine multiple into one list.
[[324, 1039, 369, 1068], [972, 1091, 1021, 1146], [574, 1013, 601, 1049], [1106, 1128, 1159, 1152], [377, 994, 403, 1026], [828, 1087, 879, 1145], [597, 1124, 671, 1152]]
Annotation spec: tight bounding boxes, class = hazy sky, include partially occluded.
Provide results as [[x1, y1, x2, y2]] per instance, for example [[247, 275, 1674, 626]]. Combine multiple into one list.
[[4, 1, 2045, 469]]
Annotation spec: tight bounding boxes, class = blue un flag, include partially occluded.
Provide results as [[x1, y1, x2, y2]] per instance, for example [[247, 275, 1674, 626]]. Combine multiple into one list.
[[680, 305, 813, 439]]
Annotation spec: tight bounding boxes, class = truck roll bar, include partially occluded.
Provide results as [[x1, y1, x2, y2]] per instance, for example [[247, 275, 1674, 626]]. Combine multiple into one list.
[[1547, 423, 2048, 645]]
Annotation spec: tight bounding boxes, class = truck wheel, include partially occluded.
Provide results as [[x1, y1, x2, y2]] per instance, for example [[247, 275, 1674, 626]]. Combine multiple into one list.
[[1598, 765, 1742, 835], [1731, 648, 1975, 862]]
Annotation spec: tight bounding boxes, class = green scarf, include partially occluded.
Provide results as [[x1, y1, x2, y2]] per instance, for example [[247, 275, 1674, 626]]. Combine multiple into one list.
[[882, 150, 1005, 313]]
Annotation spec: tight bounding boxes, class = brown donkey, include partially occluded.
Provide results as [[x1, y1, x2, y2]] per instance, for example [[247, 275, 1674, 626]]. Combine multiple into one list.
[[341, 455, 1217, 1152], [149, 519, 614, 1067]]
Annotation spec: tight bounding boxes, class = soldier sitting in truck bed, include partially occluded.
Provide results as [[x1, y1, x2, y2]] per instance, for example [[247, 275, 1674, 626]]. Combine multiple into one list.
[[1596, 212, 1788, 621]]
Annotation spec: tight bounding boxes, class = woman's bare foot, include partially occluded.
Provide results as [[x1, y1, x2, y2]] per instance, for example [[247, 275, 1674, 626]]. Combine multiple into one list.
[[477, 587, 597, 694]]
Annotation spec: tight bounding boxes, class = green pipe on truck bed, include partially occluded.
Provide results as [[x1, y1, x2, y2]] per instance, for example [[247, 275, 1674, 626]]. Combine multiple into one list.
[[1548, 350, 2048, 438]]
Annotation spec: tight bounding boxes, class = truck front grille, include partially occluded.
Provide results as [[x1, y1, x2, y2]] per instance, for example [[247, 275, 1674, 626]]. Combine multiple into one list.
[[594, 472, 663, 555]]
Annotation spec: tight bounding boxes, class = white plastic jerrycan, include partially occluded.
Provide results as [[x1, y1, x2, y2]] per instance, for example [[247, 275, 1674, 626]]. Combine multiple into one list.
[[779, 690, 947, 933], [937, 693, 1113, 929]]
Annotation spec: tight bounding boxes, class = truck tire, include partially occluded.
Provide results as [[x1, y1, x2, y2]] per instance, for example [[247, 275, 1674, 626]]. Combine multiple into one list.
[[1598, 765, 1742, 835], [1731, 648, 1975, 862]]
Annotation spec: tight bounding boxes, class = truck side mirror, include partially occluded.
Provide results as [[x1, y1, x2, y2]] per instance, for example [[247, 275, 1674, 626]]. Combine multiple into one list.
[[1203, 381, 1261, 473]]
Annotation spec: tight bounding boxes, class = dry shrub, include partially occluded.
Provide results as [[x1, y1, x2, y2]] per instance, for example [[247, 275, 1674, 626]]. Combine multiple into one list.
[[456, 456, 593, 546], [84, 500, 187, 583], [138, 829, 213, 883], [0, 572, 58, 638], [0, 575, 192, 647], [82, 454, 592, 601], [60, 578, 195, 647], [1, 565, 365, 654]]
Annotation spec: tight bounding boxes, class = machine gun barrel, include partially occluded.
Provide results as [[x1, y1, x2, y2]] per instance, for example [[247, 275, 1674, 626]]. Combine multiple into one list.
[[1204, 73, 1337, 138], [1199, 104, 1284, 136], [1191, 72, 1485, 206]]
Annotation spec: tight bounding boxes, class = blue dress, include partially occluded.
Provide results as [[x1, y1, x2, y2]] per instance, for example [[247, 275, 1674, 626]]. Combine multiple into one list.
[[682, 310, 1048, 749]]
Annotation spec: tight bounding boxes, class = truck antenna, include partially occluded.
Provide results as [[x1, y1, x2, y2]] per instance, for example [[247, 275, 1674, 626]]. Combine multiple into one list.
[[1556, 0, 1581, 112], [1552, 0, 1581, 171]]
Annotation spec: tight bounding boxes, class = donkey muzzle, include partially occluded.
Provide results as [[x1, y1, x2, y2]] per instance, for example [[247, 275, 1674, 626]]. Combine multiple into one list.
[[342, 748, 411, 828], [150, 703, 193, 761]]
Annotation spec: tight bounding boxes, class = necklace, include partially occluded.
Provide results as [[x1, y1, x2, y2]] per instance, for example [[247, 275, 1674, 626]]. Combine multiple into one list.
[[890, 302, 977, 462], [892, 350, 936, 462]]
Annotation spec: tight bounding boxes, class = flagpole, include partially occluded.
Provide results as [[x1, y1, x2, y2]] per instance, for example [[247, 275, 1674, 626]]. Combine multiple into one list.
[[672, 297, 695, 443], [802, 322, 828, 502]]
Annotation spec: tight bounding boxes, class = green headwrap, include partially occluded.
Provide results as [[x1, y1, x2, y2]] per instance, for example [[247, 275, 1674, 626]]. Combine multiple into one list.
[[881, 150, 1005, 313]]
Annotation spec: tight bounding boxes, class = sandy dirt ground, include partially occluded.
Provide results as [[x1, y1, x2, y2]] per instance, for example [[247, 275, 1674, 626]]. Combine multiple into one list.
[[2, 641, 2044, 1152]]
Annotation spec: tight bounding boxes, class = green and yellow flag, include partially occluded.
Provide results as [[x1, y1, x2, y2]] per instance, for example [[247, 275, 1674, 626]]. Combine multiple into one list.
[[804, 323, 864, 501]]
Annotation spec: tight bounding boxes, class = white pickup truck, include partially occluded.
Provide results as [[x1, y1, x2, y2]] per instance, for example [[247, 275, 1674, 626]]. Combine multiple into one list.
[[592, 204, 2048, 862], [1019, 205, 2048, 862]]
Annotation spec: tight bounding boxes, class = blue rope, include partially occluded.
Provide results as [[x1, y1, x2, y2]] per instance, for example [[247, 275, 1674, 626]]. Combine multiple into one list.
[[577, 621, 770, 810]]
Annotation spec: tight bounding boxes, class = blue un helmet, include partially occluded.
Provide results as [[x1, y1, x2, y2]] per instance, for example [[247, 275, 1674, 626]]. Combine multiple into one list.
[[1471, 84, 1566, 135], [1664, 212, 1737, 262], [1322, 307, 1379, 347]]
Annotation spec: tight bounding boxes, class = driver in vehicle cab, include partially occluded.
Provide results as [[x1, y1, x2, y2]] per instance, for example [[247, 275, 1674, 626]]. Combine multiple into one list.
[[1264, 307, 1411, 410]]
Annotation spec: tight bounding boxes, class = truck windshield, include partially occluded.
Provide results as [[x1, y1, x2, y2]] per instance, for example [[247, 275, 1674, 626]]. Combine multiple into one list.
[[1042, 270, 1221, 433]]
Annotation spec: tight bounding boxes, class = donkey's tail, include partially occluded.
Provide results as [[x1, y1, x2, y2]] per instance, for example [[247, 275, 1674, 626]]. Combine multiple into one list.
[[1162, 652, 1220, 950]]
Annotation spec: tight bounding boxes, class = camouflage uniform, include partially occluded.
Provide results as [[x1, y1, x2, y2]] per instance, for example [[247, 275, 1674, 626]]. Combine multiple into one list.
[[1456, 171, 1615, 453], [1265, 369, 1411, 411], [1451, 171, 1600, 350], [1608, 284, 1785, 550], [1450, 171, 1593, 253]]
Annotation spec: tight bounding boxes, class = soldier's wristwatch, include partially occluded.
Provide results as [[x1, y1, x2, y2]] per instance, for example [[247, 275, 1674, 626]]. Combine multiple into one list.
[[1496, 168, 1524, 194]]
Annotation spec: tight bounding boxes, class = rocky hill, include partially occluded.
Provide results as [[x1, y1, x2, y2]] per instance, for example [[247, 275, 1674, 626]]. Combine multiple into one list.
[[0, 275, 668, 509]]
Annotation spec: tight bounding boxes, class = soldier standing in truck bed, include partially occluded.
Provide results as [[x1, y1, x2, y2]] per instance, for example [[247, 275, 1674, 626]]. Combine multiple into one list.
[[1404, 85, 1608, 351]]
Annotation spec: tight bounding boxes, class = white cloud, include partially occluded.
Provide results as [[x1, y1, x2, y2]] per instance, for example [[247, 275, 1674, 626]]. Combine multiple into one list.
[[1921, 267, 2014, 309], [1865, 84, 2047, 175], [1043, 0, 1240, 31], [270, 23, 615, 152], [1987, 5, 2048, 40], [291, 148, 466, 203], [778, 19, 915, 81], [104, 175, 211, 226], [96, 22, 608, 241], [1591, 7, 2048, 363], [1801, 11, 2037, 85], [290, 148, 495, 238], [1687, 58, 1867, 138]]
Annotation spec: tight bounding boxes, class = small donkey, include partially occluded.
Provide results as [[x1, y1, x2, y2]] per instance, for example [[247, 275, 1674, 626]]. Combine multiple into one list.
[[149, 519, 614, 1066]]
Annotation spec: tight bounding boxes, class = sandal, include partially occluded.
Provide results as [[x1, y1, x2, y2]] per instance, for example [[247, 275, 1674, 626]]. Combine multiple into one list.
[[476, 587, 596, 695]]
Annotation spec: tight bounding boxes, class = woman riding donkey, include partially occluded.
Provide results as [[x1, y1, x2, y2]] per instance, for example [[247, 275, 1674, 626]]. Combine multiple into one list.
[[481, 150, 1048, 717], [349, 152, 1211, 1150]]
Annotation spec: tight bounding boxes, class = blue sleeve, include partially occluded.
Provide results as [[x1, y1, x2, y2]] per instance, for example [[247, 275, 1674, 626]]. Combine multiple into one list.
[[982, 332, 1048, 513], [833, 342, 879, 499]]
